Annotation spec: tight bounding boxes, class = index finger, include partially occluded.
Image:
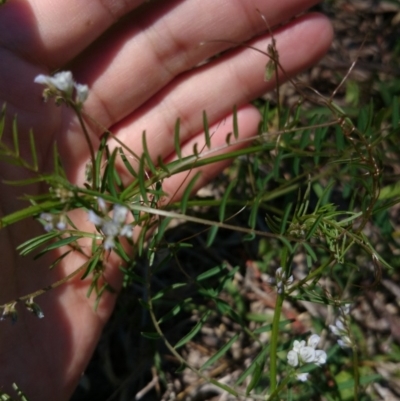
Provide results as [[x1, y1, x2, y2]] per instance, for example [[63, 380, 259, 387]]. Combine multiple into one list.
[[0, 0, 145, 68]]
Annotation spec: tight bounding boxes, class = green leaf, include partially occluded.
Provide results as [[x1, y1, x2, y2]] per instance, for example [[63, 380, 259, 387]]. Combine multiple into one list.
[[280, 202, 293, 235], [233, 104, 239, 139], [200, 334, 239, 371], [138, 154, 149, 205], [174, 310, 212, 349], [174, 118, 182, 158], [260, 101, 270, 133], [151, 283, 187, 301], [236, 346, 269, 385], [209, 379, 238, 397], [158, 298, 193, 324], [302, 242, 317, 263], [142, 130, 157, 174], [119, 147, 138, 180], [33, 235, 81, 259], [29, 130, 38, 171], [206, 225, 219, 247], [180, 172, 201, 214], [253, 319, 293, 334], [246, 361, 263, 395], [305, 214, 323, 241], [248, 192, 263, 230], [203, 110, 211, 149], [141, 331, 161, 340], [80, 252, 101, 280], [196, 265, 227, 281], [313, 124, 328, 165], [17, 231, 63, 256]]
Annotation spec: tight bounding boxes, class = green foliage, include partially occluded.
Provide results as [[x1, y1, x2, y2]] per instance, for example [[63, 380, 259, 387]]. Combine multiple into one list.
[[1, 9, 400, 401]]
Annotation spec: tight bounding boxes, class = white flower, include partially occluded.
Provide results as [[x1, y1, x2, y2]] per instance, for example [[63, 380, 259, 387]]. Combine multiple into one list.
[[287, 350, 299, 367], [35, 71, 74, 93], [292, 340, 306, 353], [34, 71, 89, 105], [314, 350, 327, 366], [269, 267, 294, 294], [287, 334, 327, 371], [40, 212, 66, 232], [296, 373, 309, 382], [307, 334, 321, 349], [88, 203, 132, 250], [74, 83, 89, 104], [88, 210, 104, 226], [329, 306, 352, 349], [299, 346, 316, 363]]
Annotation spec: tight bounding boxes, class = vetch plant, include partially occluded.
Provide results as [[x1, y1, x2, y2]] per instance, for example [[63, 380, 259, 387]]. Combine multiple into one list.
[[287, 334, 327, 382], [87, 201, 133, 251], [0, 8, 398, 400], [329, 304, 353, 349], [268, 266, 294, 294], [34, 71, 89, 106]]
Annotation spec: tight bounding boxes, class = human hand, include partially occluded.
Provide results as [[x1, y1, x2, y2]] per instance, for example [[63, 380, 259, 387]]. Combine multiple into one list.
[[0, 0, 332, 399]]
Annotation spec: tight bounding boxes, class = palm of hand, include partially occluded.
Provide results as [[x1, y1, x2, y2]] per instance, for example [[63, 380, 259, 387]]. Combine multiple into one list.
[[0, 1, 332, 399]]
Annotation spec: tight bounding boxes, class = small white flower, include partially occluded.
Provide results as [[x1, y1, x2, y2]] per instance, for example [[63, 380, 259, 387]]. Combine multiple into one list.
[[287, 350, 299, 367], [88, 203, 132, 250], [270, 267, 294, 294], [307, 334, 321, 349], [40, 212, 54, 232], [97, 197, 107, 213], [40, 212, 66, 232], [34, 71, 89, 105], [35, 71, 74, 93], [292, 340, 306, 353], [75, 83, 89, 104], [314, 350, 327, 366], [287, 334, 327, 374], [88, 210, 104, 226], [296, 373, 309, 382], [299, 346, 316, 363], [112, 204, 129, 225], [337, 338, 352, 348], [329, 307, 352, 349], [56, 217, 67, 231]]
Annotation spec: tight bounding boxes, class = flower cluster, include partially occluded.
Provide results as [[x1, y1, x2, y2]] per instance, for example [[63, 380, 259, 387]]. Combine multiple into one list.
[[287, 334, 327, 381], [1, 297, 44, 323], [0, 302, 17, 323], [88, 200, 133, 251], [34, 71, 88, 106], [269, 267, 293, 294], [329, 304, 352, 348], [40, 212, 67, 232]]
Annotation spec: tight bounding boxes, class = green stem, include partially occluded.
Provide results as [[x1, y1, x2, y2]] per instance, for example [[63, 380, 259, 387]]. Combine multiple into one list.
[[269, 291, 284, 393], [74, 105, 96, 188], [269, 246, 289, 394]]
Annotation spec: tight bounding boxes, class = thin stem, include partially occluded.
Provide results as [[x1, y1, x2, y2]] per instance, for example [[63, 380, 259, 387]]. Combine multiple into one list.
[[73, 105, 96, 187], [269, 246, 289, 394], [269, 291, 284, 393]]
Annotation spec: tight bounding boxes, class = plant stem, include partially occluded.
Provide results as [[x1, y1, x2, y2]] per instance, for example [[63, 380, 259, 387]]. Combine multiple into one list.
[[269, 291, 284, 394], [269, 245, 289, 394], [74, 105, 96, 188]]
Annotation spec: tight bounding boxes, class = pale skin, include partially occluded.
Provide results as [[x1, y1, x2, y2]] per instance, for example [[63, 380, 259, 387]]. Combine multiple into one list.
[[0, 0, 333, 399]]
